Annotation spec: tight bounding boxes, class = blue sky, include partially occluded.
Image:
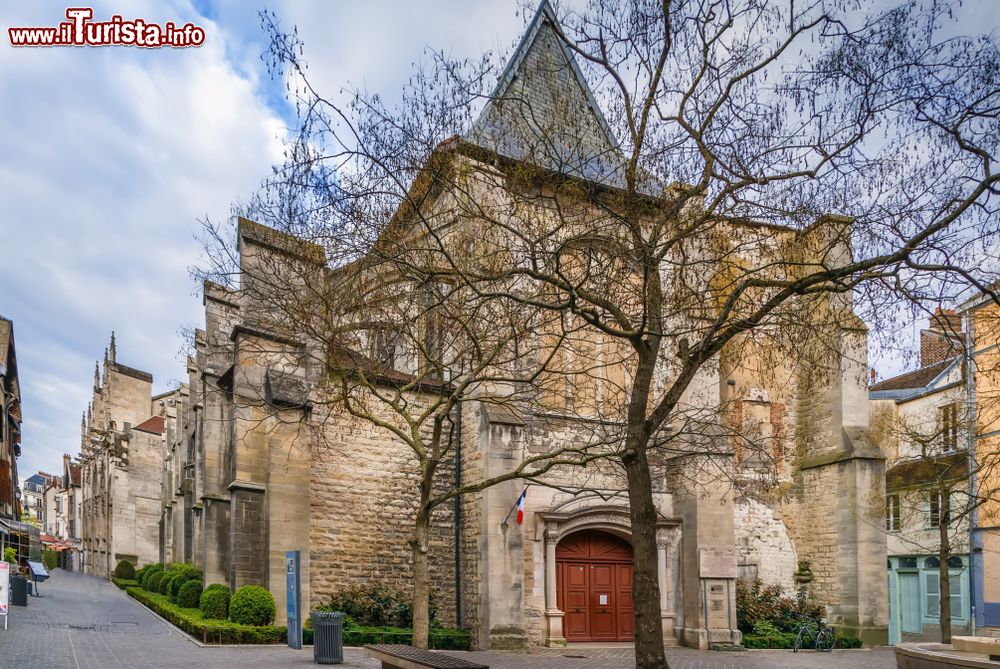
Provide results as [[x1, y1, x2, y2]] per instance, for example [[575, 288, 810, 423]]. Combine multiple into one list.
[[0, 1, 995, 479], [0, 0, 525, 478]]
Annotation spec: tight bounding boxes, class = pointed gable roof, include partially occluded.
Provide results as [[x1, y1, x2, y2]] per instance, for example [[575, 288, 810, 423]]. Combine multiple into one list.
[[466, 0, 623, 184]]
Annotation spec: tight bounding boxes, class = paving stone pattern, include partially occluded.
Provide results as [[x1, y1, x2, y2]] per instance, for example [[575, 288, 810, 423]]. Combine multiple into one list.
[[0, 570, 895, 668]]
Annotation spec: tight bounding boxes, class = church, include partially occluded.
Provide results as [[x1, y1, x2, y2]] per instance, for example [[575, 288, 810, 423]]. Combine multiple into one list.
[[154, 0, 887, 650]]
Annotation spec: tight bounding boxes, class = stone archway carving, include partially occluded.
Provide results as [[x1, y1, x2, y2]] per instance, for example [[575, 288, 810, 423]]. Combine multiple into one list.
[[537, 499, 681, 647]]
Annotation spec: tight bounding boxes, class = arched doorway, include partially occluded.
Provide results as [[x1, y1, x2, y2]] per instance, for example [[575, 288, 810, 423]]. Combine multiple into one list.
[[556, 529, 634, 642]]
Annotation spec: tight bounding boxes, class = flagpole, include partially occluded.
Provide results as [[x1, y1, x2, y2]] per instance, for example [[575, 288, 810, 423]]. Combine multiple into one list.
[[501, 485, 529, 526]]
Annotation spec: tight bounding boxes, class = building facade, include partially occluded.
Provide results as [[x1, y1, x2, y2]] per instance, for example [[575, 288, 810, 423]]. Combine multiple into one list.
[[870, 309, 972, 643], [961, 290, 1000, 631], [23, 472, 54, 525], [0, 316, 25, 557], [78, 333, 181, 578], [154, 2, 888, 650]]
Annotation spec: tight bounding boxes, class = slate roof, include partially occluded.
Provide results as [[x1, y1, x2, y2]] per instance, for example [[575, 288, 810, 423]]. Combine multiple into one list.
[[869, 357, 956, 393], [132, 415, 165, 435], [466, 0, 626, 186]]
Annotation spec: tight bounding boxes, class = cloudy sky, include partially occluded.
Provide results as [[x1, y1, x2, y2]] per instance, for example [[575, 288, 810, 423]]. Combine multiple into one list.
[[0, 1, 994, 479], [0, 0, 528, 478]]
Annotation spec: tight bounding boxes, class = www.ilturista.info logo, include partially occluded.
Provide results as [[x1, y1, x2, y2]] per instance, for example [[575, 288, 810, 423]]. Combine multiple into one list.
[[8, 8, 206, 48]]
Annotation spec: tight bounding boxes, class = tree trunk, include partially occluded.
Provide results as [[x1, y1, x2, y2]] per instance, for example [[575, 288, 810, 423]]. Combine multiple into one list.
[[624, 447, 669, 669], [939, 507, 952, 643], [411, 508, 432, 649]]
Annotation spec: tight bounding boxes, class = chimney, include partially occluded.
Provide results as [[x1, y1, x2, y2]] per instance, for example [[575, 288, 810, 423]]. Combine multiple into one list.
[[930, 308, 963, 337], [920, 307, 964, 367]]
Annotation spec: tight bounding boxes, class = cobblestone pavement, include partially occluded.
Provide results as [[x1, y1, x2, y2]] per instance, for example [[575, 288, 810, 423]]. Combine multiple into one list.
[[0, 570, 896, 668]]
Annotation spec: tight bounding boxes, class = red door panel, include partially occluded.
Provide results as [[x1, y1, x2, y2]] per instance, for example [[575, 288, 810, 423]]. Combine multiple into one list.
[[562, 563, 589, 640], [617, 564, 635, 640], [555, 531, 636, 642], [590, 564, 616, 639]]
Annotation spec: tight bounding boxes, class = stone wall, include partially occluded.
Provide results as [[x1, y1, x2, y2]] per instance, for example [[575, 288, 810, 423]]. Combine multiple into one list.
[[309, 397, 458, 626], [734, 497, 796, 587]]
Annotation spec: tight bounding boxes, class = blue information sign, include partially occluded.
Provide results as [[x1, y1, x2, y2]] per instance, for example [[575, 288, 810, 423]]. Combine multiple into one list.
[[285, 550, 302, 649]]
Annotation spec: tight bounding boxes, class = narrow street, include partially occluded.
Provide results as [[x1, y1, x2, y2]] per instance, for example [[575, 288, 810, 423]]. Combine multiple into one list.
[[0, 570, 896, 669]]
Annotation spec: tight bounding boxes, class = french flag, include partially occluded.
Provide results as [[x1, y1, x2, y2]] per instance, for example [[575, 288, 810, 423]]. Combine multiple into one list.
[[515, 488, 527, 525]]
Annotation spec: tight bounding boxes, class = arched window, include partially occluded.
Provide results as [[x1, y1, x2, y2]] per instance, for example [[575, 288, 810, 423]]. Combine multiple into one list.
[[948, 556, 963, 569], [925, 557, 940, 569]]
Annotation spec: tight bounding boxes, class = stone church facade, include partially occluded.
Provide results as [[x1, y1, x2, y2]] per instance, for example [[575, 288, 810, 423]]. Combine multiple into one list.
[[78, 334, 185, 578], [160, 2, 887, 650], [77, 1, 888, 650]]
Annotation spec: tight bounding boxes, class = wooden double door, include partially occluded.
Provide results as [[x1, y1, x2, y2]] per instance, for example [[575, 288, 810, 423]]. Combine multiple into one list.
[[556, 530, 635, 642]]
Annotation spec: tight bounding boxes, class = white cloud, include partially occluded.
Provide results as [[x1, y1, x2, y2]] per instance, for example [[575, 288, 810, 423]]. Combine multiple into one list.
[[0, 0, 286, 475]]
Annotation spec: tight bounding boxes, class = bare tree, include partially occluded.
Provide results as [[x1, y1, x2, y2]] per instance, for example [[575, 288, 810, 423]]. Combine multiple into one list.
[[200, 1, 1000, 666]]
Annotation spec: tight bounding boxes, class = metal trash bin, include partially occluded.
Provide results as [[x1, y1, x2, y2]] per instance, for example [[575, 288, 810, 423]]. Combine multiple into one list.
[[312, 611, 345, 664], [10, 575, 28, 606]]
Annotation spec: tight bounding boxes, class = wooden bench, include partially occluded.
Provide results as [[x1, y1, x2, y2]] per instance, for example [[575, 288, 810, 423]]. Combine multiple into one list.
[[365, 644, 489, 669]]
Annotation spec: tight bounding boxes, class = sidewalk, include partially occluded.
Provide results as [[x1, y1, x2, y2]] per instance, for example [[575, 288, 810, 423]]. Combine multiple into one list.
[[0, 569, 895, 668]]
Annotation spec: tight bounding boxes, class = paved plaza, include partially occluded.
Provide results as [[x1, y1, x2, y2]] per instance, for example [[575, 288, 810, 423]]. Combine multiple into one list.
[[0, 570, 896, 668]]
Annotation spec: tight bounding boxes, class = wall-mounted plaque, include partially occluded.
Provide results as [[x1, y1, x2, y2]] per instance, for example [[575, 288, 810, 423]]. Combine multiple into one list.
[[699, 547, 737, 578]]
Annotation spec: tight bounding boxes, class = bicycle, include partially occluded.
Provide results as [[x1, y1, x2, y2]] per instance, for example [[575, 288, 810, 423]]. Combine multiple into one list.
[[792, 619, 834, 652]]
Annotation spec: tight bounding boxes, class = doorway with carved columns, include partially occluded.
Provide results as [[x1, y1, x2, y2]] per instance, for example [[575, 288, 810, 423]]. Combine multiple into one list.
[[537, 502, 681, 647]]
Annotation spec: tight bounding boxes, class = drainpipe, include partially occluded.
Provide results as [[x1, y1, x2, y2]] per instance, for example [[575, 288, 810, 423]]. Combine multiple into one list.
[[451, 406, 463, 628], [965, 309, 978, 635]]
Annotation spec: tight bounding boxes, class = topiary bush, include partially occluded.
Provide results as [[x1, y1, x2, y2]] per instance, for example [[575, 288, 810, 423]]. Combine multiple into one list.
[[140, 564, 163, 590], [200, 584, 231, 620], [160, 572, 176, 595], [42, 549, 58, 571], [229, 585, 275, 626], [168, 566, 201, 601], [113, 559, 135, 580], [177, 579, 203, 608], [4, 547, 17, 564], [146, 570, 165, 593]]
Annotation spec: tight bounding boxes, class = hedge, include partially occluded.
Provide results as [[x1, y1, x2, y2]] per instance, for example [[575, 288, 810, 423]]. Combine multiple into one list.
[[301, 625, 471, 650], [125, 586, 286, 644], [741, 630, 864, 650]]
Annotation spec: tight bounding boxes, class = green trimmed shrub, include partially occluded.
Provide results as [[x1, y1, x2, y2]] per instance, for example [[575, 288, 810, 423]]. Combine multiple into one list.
[[4, 547, 17, 564], [140, 564, 163, 590], [146, 570, 165, 593], [113, 559, 135, 580], [178, 579, 203, 608], [43, 549, 58, 571], [229, 585, 275, 626], [301, 625, 472, 650], [837, 635, 863, 649], [125, 586, 285, 644], [168, 566, 201, 601], [200, 584, 231, 620], [159, 573, 176, 595]]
